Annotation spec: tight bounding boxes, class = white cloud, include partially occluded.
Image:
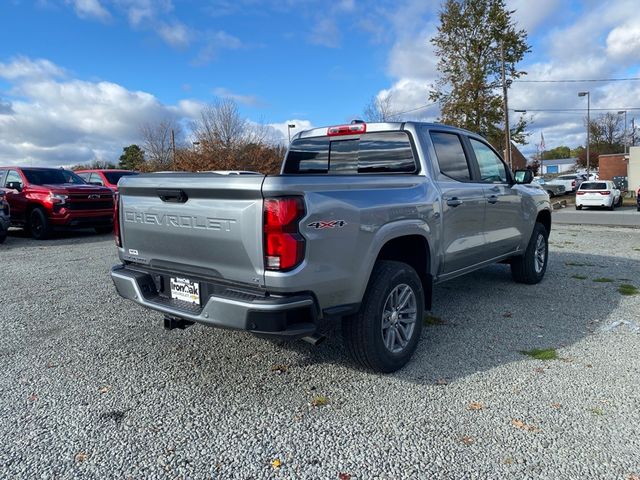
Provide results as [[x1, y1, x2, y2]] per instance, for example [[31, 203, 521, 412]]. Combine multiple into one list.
[[507, 0, 559, 34], [0, 56, 66, 80], [66, 0, 111, 21], [267, 119, 314, 143], [309, 19, 341, 48], [213, 88, 264, 108], [157, 21, 191, 48], [607, 22, 640, 61], [192, 31, 244, 65]]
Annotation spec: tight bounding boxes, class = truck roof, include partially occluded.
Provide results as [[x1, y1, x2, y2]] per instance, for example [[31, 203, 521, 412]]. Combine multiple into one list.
[[294, 121, 474, 140]]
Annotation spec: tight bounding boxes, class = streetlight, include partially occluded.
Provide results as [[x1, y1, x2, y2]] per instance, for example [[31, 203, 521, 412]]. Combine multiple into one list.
[[578, 91, 590, 175], [618, 110, 627, 154], [287, 124, 296, 143]]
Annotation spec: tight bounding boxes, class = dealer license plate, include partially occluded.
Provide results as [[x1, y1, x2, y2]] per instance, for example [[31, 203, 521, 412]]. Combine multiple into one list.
[[170, 277, 201, 305]]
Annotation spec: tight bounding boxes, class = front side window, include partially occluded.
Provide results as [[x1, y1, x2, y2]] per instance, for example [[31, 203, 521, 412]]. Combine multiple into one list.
[[429, 131, 471, 182], [470, 138, 508, 183], [5, 170, 23, 188]]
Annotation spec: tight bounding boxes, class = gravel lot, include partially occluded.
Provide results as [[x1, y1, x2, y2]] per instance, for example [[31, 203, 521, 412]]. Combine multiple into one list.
[[1, 225, 639, 479]]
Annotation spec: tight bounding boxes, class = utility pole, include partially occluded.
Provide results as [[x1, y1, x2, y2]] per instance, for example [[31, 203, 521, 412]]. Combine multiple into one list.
[[501, 43, 512, 170], [170, 128, 176, 169], [578, 91, 590, 175]]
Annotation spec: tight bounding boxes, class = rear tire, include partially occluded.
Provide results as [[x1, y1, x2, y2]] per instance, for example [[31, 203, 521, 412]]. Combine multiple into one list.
[[342, 260, 424, 373], [511, 223, 548, 284], [575, 205, 582, 210], [29, 208, 51, 240]]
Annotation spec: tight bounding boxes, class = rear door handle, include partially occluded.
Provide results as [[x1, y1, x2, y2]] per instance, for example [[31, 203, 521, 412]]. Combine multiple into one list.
[[446, 198, 463, 207], [487, 195, 498, 204]]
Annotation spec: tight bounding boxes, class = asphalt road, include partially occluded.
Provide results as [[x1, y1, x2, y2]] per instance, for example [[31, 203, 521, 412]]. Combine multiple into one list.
[[553, 206, 639, 227], [1, 226, 639, 479]]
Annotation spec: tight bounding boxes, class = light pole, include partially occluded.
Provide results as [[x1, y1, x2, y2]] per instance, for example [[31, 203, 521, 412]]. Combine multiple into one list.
[[578, 91, 590, 175], [287, 124, 296, 143], [512, 109, 527, 171], [618, 110, 627, 154]]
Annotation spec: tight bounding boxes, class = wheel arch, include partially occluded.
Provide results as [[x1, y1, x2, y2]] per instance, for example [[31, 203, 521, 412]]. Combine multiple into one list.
[[536, 209, 551, 235]]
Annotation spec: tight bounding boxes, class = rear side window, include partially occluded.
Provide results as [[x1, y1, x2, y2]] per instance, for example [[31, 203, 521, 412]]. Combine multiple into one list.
[[429, 131, 471, 182], [284, 131, 416, 174], [581, 182, 607, 190]]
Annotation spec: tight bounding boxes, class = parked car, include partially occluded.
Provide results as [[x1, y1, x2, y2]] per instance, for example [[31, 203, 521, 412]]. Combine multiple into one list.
[[575, 181, 622, 210], [533, 177, 566, 197], [75, 169, 138, 191], [546, 173, 582, 193], [111, 121, 552, 373], [0, 190, 9, 243], [637, 186, 640, 212], [0, 167, 115, 239]]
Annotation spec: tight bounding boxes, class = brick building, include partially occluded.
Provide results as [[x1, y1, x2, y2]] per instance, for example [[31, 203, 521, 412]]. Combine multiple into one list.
[[598, 153, 627, 180]]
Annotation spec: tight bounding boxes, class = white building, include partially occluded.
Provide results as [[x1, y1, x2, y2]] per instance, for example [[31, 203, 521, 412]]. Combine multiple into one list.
[[629, 147, 640, 194], [539, 157, 577, 175]]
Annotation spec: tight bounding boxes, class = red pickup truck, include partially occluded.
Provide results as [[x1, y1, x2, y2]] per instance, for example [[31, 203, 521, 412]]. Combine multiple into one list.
[[0, 166, 115, 239]]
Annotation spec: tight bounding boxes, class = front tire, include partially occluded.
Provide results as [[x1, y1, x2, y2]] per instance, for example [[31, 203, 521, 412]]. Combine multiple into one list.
[[511, 223, 548, 284], [342, 261, 424, 373], [29, 208, 51, 240]]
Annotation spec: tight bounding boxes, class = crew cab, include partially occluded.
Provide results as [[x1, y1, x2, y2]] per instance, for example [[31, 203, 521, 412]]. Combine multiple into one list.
[[0, 167, 115, 239], [75, 169, 138, 191], [111, 122, 551, 372]]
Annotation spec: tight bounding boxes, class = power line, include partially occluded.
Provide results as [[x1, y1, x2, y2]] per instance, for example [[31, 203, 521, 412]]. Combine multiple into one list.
[[512, 107, 640, 113], [389, 102, 437, 118], [513, 76, 640, 83]]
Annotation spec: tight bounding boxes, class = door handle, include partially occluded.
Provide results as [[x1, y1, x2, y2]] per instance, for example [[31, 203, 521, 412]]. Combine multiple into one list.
[[157, 189, 188, 203], [487, 195, 498, 204], [446, 198, 463, 207]]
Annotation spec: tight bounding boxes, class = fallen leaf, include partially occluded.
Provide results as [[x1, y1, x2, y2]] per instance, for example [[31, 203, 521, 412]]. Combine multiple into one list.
[[586, 364, 593, 368], [511, 419, 540, 432], [627, 475, 640, 480], [28, 393, 38, 402], [46, 363, 58, 368], [98, 386, 111, 394], [338, 473, 352, 480], [311, 395, 329, 407], [502, 312, 513, 318], [435, 378, 448, 385], [551, 403, 562, 409], [468, 402, 483, 411], [534, 367, 545, 374], [271, 364, 288, 374], [460, 436, 474, 445], [74, 452, 88, 463], [271, 458, 282, 469], [503, 457, 513, 465]]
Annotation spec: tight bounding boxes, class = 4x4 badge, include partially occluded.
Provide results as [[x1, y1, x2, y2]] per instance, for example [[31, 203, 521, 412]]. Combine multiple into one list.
[[307, 220, 347, 229]]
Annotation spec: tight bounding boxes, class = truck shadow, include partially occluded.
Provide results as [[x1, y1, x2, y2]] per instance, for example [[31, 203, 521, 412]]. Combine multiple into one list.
[[1, 228, 112, 249], [279, 251, 637, 382]]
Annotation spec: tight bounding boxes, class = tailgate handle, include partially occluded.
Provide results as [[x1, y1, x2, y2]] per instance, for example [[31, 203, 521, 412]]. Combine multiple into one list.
[[157, 189, 188, 203]]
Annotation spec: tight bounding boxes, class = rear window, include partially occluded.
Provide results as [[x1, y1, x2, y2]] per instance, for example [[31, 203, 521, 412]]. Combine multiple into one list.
[[580, 182, 607, 190], [22, 169, 85, 185], [284, 131, 416, 174], [429, 131, 471, 182], [104, 171, 138, 184]]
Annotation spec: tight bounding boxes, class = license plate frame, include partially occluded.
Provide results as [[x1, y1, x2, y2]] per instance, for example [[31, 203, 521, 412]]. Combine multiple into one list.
[[170, 277, 201, 305]]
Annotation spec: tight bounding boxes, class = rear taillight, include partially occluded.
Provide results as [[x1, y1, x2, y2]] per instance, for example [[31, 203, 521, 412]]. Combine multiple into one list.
[[263, 197, 305, 271], [576, 191, 585, 195], [114, 192, 121, 247], [599, 191, 611, 195]]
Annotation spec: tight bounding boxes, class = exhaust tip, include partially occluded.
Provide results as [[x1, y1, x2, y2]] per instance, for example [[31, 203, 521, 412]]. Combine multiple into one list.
[[302, 334, 326, 346]]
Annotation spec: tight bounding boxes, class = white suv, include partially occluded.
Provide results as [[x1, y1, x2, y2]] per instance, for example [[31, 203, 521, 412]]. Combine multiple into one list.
[[575, 181, 621, 210]]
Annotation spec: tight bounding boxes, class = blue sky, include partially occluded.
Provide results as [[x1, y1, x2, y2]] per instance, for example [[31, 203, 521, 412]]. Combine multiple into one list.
[[1, 0, 639, 166]]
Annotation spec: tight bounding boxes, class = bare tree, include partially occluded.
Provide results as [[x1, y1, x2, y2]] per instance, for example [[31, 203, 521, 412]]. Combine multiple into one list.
[[140, 119, 181, 168], [193, 99, 249, 149], [363, 92, 396, 122]]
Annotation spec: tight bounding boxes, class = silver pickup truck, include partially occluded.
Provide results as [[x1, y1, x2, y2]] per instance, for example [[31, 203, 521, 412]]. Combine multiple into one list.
[[111, 121, 551, 372]]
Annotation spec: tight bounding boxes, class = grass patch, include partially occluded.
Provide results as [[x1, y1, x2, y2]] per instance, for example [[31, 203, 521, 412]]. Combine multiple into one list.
[[520, 348, 558, 361], [590, 408, 603, 416], [310, 395, 329, 407], [618, 284, 639, 296], [571, 274, 587, 280], [424, 314, 445, 325], [593, 277, 614, 283]]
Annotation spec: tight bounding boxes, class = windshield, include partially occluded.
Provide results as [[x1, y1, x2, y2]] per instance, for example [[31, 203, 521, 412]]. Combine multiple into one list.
[[103, 171, 138, 184], [580, 182, 607, 190], [22, 169, 86, 185]]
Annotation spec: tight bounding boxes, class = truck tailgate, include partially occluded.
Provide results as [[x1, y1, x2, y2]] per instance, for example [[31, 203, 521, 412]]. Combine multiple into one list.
[[118, 173, 265, 287]]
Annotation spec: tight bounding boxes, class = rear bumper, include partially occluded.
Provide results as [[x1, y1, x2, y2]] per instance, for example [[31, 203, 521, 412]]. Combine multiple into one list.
[[576, 197, 613, 207], [110, 265, 318, 338]]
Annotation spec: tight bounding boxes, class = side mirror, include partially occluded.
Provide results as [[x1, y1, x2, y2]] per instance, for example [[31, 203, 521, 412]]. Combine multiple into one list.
[[6, 181, 22, 192], [514, 170, 534, 185]]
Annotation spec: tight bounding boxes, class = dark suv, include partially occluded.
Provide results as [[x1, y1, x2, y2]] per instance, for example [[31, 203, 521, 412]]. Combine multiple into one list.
[[0, 167, 114, 239]]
